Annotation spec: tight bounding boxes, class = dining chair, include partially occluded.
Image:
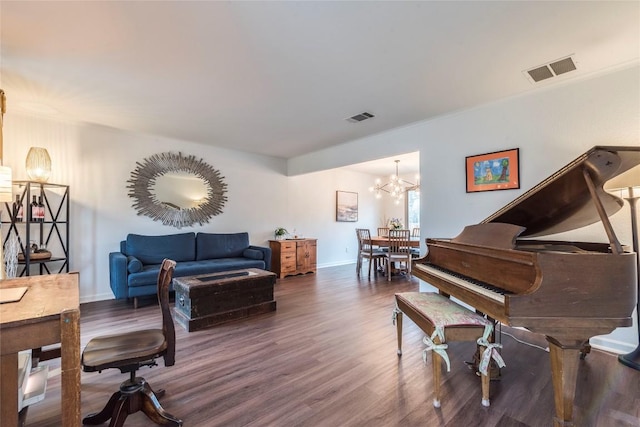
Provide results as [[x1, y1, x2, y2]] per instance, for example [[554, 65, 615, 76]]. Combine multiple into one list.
[[376, 227, 390, 252], [385, 229, 413, 281], [356, 228, 386, 279], [411, 228, 421, 257], [81, 259, 183, 427]]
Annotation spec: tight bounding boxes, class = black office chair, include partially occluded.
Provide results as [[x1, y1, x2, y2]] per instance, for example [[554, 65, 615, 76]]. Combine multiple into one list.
[[81, 259, 182, 426]]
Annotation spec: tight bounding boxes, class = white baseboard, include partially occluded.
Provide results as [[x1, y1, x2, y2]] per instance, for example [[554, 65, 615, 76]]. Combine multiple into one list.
[[317, 260, 354, 269], [589, 336, 637, 355], [80, 292, 114, 304]]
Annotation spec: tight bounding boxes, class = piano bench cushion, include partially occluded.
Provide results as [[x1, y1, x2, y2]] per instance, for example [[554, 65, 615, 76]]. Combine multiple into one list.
[[395, 292, 492, 333]]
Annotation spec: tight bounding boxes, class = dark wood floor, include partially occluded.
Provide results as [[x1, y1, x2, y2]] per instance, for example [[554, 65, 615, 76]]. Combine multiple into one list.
[[25, 264, 640, 426]]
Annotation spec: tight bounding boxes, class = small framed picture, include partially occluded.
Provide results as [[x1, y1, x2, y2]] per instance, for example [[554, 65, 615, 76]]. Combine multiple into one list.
[[465, 148, 520, 193], [336, 191, 358, 222]]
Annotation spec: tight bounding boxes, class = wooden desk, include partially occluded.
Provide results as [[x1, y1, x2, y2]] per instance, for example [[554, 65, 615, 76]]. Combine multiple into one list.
[[369, 235, 420, 247], [0, 273, 80, 427]]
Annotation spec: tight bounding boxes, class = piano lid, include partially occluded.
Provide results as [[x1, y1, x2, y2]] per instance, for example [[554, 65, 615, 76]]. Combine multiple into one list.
[[482, 146, 640, 237]]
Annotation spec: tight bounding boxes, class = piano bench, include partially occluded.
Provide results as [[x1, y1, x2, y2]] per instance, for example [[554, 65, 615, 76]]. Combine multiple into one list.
[[393, 292, 504, 408]]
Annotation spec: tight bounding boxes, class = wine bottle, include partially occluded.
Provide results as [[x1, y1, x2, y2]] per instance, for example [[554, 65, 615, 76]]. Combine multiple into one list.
[[30, 195, 38, 222], [14, 195, 23, 222], [17, 198, 24, 222], [37, 196, 45, 222], [12, 195, 18, 221], [12, 195, 16, 220]]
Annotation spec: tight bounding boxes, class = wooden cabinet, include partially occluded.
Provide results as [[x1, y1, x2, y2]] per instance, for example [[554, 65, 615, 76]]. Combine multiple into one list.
[[295, 239, 316, 275], [269, 238, 317, 279], [270, 240, 297, 278]]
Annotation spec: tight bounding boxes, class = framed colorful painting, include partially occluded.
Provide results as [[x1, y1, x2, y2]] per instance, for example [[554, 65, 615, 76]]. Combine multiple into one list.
[[336, 191, 358, 222], [465, 148, 520, 193]]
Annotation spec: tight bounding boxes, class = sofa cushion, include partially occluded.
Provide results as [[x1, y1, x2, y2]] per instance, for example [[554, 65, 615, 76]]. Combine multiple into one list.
[[127, 256, 143, 273], [177, 258, 266, 275], [196, 232, 250, 261], [206, 257, 265, 271], [242, 248, 264, 260], [127, 258, 266, 288], [126, 232, 196, 264]]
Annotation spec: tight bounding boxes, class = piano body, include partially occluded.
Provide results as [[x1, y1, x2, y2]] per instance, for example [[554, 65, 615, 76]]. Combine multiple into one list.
[[413, 146, 640, 426]]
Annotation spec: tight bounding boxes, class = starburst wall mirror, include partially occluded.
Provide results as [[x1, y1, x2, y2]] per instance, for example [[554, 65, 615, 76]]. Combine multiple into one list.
[[127, 152, 227, 228]]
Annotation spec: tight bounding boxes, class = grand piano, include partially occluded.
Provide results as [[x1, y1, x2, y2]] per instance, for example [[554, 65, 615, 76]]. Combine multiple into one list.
[[412, 146, 640, 427]]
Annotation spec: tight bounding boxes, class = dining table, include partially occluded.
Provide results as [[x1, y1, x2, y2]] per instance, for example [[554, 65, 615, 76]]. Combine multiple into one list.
[[368, 235, 421, 248]]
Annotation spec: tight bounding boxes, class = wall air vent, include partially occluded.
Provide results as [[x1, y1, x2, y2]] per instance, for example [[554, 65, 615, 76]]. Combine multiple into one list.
[[346, 111, 375, 123], [524, 55, 577, 83]]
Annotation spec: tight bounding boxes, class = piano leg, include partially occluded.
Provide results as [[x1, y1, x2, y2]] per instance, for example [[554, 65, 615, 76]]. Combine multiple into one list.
[[479, 346, 491, 407], [546, 336, 585, 427], [467, 318, 501, 380], [432, 340, 443, 408], [394, 309, 403, 356]]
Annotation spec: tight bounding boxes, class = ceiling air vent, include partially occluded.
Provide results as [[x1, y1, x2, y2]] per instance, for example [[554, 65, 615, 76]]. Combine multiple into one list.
[[549, 57, 577, 76], [525, 55, 577, 83], [346, 111, 375, 123]]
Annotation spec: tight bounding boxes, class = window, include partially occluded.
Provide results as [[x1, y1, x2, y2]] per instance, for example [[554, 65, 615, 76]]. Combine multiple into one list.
[[406, 189, 420, 231]]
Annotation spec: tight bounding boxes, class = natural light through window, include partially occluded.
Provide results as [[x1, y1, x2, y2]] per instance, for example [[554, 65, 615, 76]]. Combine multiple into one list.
[[407, 189, 420, 232]]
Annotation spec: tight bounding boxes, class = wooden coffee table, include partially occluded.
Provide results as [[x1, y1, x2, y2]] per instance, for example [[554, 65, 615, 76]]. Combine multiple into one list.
[[173, 268, 277, 332]]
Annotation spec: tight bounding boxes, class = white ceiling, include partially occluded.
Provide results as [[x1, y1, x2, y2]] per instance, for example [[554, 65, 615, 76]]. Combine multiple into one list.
[[1, 1, 638, 169]]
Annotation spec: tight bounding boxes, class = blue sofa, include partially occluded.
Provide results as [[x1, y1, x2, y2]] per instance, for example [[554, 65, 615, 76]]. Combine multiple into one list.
[[109, 232, 271, 306]]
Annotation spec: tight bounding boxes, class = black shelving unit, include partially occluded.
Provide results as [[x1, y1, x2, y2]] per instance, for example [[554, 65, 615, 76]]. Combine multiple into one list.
[[1, 181, 69, 276]]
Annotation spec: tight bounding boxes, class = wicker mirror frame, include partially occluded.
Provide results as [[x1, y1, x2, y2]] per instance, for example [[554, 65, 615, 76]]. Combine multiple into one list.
[[127, 152, 227, 228]]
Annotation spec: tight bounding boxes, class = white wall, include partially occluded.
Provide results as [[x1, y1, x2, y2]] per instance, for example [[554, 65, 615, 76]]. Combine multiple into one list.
[[286, 169, 384, 266]]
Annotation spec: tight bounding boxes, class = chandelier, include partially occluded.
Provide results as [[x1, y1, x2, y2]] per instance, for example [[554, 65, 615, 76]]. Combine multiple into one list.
[[369, 160, 420, 205]]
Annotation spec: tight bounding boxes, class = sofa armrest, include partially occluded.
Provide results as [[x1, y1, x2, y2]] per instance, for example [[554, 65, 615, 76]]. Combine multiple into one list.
[[109, 251, 129, 299], [249, 245, 272, 272]]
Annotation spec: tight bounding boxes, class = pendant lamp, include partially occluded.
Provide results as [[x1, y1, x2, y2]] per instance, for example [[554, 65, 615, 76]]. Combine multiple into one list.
[[25, 147, 51, 182]]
